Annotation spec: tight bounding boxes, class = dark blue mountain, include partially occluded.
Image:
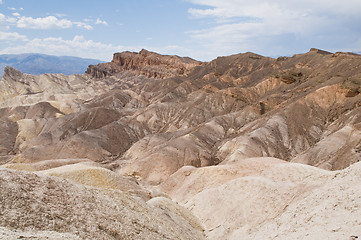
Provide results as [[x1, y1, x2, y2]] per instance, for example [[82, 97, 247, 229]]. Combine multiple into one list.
[[0, 53, 103, 78]]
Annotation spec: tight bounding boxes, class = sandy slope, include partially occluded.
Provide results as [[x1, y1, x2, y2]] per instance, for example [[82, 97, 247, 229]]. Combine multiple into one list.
[[244, 162, 361, 240], [0, 168, 205, 240], [1, 157, 361, 239], [0, 226, 80, 240], [160, 157, 361, 240]]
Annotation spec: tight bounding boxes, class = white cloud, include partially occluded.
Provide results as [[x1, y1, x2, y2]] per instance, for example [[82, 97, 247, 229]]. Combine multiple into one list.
[[7, 6, 24, 11], [2, 12, 93, 31], [17, 16, 72, 29], [55, 13, 67, 18], [0, 14, 93, 30], [0, 34, 192, 61], [74, 22, 93, 30], [186, 0, 361, 57], [0, 0, 3, 4], [0, 31, 28, 41], [95, 18, 108, 26], [0, 35, 134, 61], [8, 7, 24, 11], [6, 16, 17, 24], [188, 0, 361, 18], [0, 13, 18, 25]]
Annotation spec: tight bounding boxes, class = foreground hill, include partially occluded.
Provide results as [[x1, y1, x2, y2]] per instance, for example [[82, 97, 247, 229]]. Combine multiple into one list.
[[0, 166, 205, 239], [1, 48, 361, 239], [0, 53, 103, 78]]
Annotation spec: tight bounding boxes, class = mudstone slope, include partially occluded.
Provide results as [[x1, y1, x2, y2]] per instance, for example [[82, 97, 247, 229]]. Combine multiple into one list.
[[0, 48, 361, 239]]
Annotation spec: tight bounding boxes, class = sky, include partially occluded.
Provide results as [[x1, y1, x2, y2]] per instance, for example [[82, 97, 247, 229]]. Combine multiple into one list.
[[1, 0, 361, 61]]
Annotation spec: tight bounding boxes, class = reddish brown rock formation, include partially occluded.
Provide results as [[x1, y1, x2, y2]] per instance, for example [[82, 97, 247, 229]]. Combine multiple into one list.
[[86, 49, 202, 79]]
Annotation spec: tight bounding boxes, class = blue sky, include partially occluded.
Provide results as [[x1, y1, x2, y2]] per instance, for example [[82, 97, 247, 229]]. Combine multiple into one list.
[[1, 0, 361, 61]]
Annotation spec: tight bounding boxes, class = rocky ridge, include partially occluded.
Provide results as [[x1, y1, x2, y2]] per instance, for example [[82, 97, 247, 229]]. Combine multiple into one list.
[[86, 49, 202, 79], [1, 48, 361, 239]]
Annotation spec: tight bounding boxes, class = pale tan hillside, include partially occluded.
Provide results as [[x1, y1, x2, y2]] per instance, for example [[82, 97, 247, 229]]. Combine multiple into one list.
[[159, 157, 360, 240], [0, 168, 205, 240], [1, 49, 361, 239]]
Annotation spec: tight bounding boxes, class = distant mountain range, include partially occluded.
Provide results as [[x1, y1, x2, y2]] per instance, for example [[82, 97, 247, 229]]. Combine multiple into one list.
[[0, 53, 103, 78]]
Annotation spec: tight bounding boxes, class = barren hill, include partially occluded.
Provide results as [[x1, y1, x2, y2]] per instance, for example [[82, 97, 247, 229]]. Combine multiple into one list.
[[1, 49, 361, 239]]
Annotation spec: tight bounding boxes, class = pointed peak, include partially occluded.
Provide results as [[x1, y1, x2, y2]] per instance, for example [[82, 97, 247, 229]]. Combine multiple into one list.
[[139, 49, 152, 55], [3, 66, 23, 80], [309, 48, 332, 55]]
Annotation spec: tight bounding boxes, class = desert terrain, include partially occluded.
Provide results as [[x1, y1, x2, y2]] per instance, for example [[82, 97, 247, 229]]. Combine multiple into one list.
[[1, 48, 361, 239]]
